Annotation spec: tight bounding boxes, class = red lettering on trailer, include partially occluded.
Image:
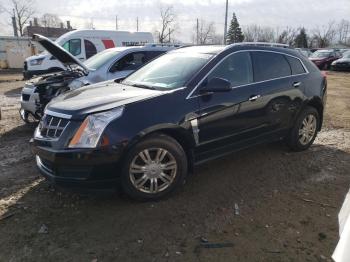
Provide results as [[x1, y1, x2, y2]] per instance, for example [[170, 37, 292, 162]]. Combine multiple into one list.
[[102, 40, 115, 49]]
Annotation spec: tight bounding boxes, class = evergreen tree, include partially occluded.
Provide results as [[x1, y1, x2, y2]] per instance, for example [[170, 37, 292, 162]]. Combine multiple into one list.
[[226, 12, 244, 44], [294, 28, 308, 48]]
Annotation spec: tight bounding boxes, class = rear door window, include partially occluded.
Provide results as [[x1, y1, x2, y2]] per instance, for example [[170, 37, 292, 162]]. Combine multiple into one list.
[[207, 51, 253, 87], [252, 52, 291, 82], [84, 39, 97, 59], [285, 56, 306, 75]]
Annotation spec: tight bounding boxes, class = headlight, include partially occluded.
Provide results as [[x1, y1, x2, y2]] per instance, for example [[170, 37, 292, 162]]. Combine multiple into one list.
[[68, 107, 124, 148], [331, 61, 337, 65], [29, 58, 45, 66]]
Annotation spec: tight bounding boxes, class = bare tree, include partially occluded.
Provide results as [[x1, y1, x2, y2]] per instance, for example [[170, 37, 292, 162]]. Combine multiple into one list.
[[40, 13, 62, 28], [158, 5, 176, 43], [8, 0, 35, 36], [312, 21, 337, 48], [277, 27, 297, 46], [243, 24, 276, 42], [337, 19, 350, 45], [193, 19, 216, 44]]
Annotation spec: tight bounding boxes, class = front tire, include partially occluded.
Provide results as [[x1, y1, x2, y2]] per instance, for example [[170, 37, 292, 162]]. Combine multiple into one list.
[[120, 134, 188, 201], [286, 106, 319, 151]]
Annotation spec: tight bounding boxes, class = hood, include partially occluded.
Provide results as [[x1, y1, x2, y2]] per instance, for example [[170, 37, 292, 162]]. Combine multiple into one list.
[[46, 82, 163, 118], [32, 34, 90, 74], [333, 57, 350, 63], [26, 53, 46, 61]]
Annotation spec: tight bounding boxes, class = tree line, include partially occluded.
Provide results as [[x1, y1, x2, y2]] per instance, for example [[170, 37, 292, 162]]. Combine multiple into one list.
[[1, 0, 349, 48]]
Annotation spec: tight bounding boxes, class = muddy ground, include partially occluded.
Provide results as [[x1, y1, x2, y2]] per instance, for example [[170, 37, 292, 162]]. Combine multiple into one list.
[[0, 71, 349, 262]]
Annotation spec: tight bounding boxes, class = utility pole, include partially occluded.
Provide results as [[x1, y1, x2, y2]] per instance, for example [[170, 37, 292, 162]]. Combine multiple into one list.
[[115, 16, 118, 30], [136, 17, 139, 32], [223, 0, 228, 44], [12, 9, 18, 37], [196, 18, 199, 44]]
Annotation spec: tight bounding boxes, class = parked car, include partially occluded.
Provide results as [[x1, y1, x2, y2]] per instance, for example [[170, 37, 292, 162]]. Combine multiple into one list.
[[331, 51, 350, 71], [23, 30, 154, 79], [339, 48, 350, 55], [31, 44, 327, 200], [20, 34, 176, 123], [295, 48, 312, 57], [309, 49, 342, 70]]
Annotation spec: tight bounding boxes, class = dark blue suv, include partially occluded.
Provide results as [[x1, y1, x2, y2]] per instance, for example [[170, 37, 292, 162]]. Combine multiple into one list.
[[31, 43, 327, 200]]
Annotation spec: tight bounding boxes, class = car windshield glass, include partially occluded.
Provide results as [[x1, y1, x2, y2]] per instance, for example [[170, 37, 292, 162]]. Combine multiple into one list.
[[84, 49, 120, 70], [343, 52, 350, 58], [311, 51, 331, 58], [122, 52, 212, 90]]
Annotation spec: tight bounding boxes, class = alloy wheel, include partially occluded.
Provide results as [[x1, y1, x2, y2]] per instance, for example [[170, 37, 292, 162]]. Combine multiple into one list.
[[298, 114, 317, 145], [129, 148, 177, 194]]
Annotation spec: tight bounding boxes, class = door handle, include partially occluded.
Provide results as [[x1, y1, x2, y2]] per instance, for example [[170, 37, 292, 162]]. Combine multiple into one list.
[[249, 95, 261, 102], [293, 81, 301, 88]]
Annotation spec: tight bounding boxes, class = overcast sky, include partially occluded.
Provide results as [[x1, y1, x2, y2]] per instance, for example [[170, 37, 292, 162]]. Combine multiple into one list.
[[0, 0, 349, 42]]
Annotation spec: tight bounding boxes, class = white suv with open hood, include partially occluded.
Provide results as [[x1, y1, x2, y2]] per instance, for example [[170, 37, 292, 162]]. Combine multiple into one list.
[[20, 34, 178, 123]]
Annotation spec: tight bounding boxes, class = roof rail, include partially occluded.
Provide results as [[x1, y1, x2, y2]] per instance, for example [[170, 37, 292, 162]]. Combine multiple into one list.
[[230, 42, 290, 48], [144, 43, 184, 48]]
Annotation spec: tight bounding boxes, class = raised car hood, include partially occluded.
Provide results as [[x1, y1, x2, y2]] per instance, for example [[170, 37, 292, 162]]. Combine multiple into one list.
[[32, 34, 90, 73], [46, 82, 163, 118]]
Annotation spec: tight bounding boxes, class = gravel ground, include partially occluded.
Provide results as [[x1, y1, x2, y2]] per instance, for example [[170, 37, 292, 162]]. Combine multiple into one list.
[[0, 71, 349, 262]]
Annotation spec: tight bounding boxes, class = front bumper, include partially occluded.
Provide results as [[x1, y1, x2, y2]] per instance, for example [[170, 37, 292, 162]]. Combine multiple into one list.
[[31, 139, 124, 188]]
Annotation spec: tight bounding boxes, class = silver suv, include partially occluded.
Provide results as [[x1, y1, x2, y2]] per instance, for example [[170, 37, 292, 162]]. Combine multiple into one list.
[[20, 34, 178, 123]]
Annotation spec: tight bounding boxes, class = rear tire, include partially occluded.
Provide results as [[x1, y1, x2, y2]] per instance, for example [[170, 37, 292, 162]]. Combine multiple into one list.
[[120, 134, 188, 201], [286, 106, 319, 151]]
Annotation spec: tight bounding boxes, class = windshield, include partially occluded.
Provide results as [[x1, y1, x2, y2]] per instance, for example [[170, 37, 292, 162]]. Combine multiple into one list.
[[84, 49, 120, 70], [342, 52, 350, 59], [122, 52, 213, 90], [311, 51, 332, 58]]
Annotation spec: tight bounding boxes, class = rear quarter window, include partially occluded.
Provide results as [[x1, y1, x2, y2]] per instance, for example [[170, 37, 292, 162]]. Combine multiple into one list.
[[252, 51, 291, 82], [285, 56, 306, 75]]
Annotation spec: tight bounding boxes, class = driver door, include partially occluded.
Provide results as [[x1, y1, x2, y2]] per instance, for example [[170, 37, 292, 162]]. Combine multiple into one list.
[[195, 51, 265, 158]]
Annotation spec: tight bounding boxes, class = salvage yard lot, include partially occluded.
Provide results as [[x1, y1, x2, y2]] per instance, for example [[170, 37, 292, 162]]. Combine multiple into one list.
[[0, 72, 350, 261]]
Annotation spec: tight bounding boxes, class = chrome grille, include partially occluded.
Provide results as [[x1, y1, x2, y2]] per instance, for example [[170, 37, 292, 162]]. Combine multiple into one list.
[[38, 114, 70, 139]]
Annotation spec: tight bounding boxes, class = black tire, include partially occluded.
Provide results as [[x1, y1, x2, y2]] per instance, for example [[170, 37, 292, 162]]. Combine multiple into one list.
[[286, 106, 319, 151], [120, 133, 188, 201]]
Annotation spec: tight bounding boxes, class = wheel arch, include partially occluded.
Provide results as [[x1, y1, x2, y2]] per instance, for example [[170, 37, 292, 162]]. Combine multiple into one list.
[[125, 124, 196, 173], [305, 96, 324, 131]]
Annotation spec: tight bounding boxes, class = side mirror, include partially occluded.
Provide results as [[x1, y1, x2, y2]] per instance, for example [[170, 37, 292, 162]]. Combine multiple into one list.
[[200, 77, 231, 93]]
